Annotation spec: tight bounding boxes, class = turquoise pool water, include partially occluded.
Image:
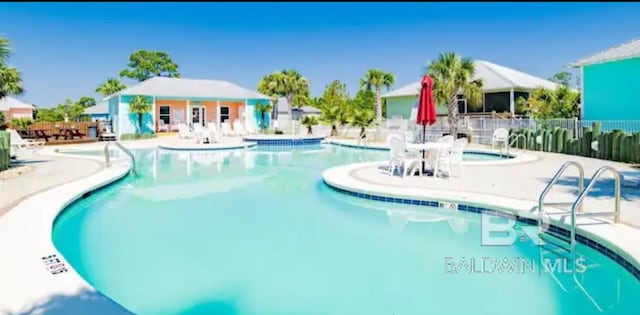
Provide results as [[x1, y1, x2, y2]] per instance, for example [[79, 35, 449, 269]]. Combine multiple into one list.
[[53, 145, 640, 315]]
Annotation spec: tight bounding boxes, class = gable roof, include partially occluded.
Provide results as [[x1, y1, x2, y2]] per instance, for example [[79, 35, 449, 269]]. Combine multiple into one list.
[[0, 97, 34, 111], [571, 38, 640, 67], [276, 97, 320, 114], [84, 101, 109, 115], [109, 77, 271, 100], [383, 60, 560, 98]]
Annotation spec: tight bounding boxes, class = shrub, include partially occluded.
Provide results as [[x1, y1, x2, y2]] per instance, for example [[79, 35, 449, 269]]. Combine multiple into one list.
[[274, 129, 284, 135], [120, 132, 156, 141]]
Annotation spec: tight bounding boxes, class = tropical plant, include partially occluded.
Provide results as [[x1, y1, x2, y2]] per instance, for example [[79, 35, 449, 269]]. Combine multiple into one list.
[[76, 96, 96, 108], [549, 71, 574, 87], [427, 52, 483, 137], [317, 80, 350, 137], [57, 99, 87, 121], [300, 115, 319, 135], [360, 69, 395, 123], [10, 117, 33, 130], [95, 78, 127, 97], [254, 101, 273, 131], [0, 111, 5, 130], [348, 108, 376, 139], [258, 70, 311, 133], [0, 36, 24, 99], [129, 95, 152, 134], [516, 86, 580, 119], [119, 50, 180, 82]]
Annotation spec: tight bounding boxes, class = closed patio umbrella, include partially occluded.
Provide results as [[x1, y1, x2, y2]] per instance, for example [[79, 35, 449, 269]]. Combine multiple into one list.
[[416, 75, 437, 173]]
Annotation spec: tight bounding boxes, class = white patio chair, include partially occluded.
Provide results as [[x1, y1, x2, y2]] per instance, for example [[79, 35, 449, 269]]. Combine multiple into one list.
[[178, 123, 193, 139], [158, 120, 169, 132], [427, 135, 454, 178], [491, 128, 509, 150], [8, 128, 45, 149], [448, 138, 468, 177], [388, 135, 422, 178], [221, 122, 235, 137], [233, 120, 249, 136], [208, 123, 222, 143]]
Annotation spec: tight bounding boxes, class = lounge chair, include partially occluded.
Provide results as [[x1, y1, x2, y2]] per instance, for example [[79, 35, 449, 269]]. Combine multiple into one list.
[[178, 123, 193, 139], [221, 122, 235, 137], [8, 128, 45, 149], [233, 120, 249, 136], [388, 135, 422, 178], [491, 128, 509, 150], [158, 120, 169, 132]]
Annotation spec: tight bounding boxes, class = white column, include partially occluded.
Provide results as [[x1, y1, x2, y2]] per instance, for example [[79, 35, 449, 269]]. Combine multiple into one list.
[[509, 88, 515, 115], [152, 96, 157, 133], [187, 100, 191, 128], [244, 98, 250, 131], [217, 99, 221, 129]]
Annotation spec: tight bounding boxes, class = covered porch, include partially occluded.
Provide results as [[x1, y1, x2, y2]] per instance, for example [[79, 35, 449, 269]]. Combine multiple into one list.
[[154, 98, 249, 132]]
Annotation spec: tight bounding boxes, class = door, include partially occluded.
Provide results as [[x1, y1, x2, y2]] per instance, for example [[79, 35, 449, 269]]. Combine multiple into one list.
[[192, 107, 206, 127]]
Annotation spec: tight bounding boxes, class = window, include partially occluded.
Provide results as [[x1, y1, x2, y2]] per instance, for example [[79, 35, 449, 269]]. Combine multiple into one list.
[[159, 106, 170, 124], [456, 95, 467, 114], [484, 92, 511, 113], [220, 106, 230, 123]]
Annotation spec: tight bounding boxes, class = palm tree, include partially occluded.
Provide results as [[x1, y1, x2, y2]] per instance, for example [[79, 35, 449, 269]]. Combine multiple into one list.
[[258, 70, 310, 134], [319, 104, 347, 137], [254, 101, 273, 132], [0, 67, 24, 99], [95, 78, 127, 97], [300, 115, 319, 135], [348, 108, 376, 139], [129, 95, 152, 135], [360, 69, 395, 123], [427, 52, 483, 137], [0, 36, 24, 99]]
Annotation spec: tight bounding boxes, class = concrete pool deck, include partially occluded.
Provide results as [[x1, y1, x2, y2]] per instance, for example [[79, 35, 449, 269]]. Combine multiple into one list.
[[1, 135, 639, 313]]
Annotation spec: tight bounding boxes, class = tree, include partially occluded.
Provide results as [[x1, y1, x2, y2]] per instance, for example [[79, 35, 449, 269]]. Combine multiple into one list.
[[258, 70, 310, 133], [427, 52, 483, 137], [360, 69, 395, 123], [348, 108, 376, 139], [129, 95, 152, 134], [0, 36, 24, 99], [76, 96, 96, 108], [57, 99, 87, 121], [549, 71, 573, 87], [300, 115, 319, 135], [317, 80, 350, 137], [96, 78, 127, 97], [254, 101, 273, 131], [119, 50, 180, 82], [517, 86, 580, 119]]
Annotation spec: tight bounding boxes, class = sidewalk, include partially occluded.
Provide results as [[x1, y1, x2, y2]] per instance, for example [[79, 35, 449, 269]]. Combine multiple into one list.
[[0, 149, 103, 217]]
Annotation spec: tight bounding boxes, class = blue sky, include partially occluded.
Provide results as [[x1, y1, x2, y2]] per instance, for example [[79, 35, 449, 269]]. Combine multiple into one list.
[[1, 2, 639, 107]]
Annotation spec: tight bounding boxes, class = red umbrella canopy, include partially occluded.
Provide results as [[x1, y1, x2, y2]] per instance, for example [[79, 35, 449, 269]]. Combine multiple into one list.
[[416, 75, 437, 126]]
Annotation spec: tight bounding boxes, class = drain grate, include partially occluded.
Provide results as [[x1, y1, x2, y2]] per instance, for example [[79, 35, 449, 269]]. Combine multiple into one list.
[[42, 254, 68, 275]]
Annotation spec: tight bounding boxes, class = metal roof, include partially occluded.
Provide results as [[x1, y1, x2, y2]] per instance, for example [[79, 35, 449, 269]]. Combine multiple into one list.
[[383, 60, 560, 98], [571, 38, 640, 67], [0, 97, 34, 111], [276, 97, 320, 114], [111, 77, 272, 100], [84, 101, 109, 115]]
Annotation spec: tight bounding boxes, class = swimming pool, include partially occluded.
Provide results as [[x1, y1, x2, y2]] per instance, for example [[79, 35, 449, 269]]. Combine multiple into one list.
[[52, 145, 640, 315]]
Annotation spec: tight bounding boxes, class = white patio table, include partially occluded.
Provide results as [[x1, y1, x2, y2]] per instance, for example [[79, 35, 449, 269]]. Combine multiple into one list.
[[405, 141, 453, 175]]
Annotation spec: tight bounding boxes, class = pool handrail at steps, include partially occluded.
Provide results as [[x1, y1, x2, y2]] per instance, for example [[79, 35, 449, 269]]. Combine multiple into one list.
[[538, 161, 585, 236], [104, 141, 137, 175]]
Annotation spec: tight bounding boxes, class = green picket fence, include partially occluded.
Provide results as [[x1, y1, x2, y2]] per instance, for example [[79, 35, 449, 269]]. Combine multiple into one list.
[[509, 122, 640, 164], [0, 131, 10, 171]]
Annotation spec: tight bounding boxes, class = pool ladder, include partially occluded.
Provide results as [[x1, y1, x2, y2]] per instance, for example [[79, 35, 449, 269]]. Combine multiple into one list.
[[104, 141, 137, 175], [506, 133, 527, 154], [537, 161, 622, 312]]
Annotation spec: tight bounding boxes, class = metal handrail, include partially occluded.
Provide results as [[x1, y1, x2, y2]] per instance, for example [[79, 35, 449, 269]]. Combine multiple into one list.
[[507, 133, 527, 153], [570, 166, 621, 252], [104, 141, 137, 175], [538, 161, 585, 232]]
